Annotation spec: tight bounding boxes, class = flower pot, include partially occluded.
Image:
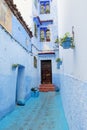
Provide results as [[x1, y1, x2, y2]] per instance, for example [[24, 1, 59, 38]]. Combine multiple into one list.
[[31, 90, 39, 97], [61, 37, 72, 49], [57, 61, 62, 69]]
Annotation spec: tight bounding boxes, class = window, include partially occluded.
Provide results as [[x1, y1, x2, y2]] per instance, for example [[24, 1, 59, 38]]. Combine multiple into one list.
[[40, 1, 50, 14], [40, 29, 45, 42], [45, 2, 50, 14], [34, 56, 37, 68], [34, 23, 37, 37], [40, 28, 50, 42], [46, 29, 50, 41], [40, 4, 45, 14]]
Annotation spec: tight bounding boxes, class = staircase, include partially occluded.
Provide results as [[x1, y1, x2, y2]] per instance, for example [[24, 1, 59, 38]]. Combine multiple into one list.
[[39, 84, 55, 92]]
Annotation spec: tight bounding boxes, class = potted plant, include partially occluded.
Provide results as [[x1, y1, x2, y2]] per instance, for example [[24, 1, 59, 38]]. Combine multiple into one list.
[[56, 58, 62, 69], [31, 87, 39, 97], [40, 37, 45, 42], [59, 32, 74, 49], [54, 36, 59, 49], [45, 9, 50, 14], [12, 64, 19, 69], [55, 37, 59, 43]]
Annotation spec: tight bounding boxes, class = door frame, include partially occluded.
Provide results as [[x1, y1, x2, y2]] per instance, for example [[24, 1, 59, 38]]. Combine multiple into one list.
[[41, 60, 52, 84]]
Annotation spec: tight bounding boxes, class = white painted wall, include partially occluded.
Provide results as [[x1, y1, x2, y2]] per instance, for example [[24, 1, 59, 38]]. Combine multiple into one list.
[[57, 0, 87, 129], [58, 0, 87, 81]]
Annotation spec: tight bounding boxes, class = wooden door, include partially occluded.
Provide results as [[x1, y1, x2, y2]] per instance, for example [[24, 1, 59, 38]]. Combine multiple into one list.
[[41, 60, 52, 84]]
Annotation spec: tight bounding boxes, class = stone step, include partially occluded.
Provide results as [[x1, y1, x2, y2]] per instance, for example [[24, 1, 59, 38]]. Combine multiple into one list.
[[39, 84, 55, 92]]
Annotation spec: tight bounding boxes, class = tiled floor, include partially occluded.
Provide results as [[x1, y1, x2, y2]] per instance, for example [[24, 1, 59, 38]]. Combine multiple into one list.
[[0, 92, 69, 130]]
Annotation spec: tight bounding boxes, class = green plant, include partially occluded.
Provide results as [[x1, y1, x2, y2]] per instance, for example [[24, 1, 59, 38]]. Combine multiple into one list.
[[56, 58, 62, 62], [12, 64, 19, 68], [60, 32, 73, 46], [45, 9, 50, 13], [55, 37, 59, 43], [55, 33, 73, 44], [71, 44, 75, 48], [34, 24, 37, 37], [40, 37, 45, 42]]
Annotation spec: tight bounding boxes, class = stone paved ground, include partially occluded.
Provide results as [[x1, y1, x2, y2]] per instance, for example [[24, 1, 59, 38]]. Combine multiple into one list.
[[0, 92, 69, 130]]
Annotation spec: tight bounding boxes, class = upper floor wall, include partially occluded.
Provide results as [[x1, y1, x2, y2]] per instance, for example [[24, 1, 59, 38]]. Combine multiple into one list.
[[39, 0, 53, 21], [33, 0, 58, 21], [33, 0, 58, 52], [0, 0, 12, 33], [0, 0, 32, 52], [12, 15, 31, 52]]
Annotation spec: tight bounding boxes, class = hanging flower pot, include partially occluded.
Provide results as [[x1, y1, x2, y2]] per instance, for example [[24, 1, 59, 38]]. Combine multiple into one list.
[[61, 37, 72, 49], [54, 33, 75, 49], [56, 58, 62, 69], [58, 32, 74, 49], [12, 64, 19, 69], [57, 61, 62, 69]]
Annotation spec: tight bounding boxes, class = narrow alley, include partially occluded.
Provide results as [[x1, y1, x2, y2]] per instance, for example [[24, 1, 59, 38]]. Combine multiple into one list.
[[0, 92, 68, 130], [1, 0, 87, 129]]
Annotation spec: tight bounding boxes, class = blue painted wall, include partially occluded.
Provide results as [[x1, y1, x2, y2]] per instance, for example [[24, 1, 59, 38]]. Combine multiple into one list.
[[0, 0, 59, 120], [58, 74, 87, 130], [38, 52, 60, 86], [0, 24, 38, 119], [32, 0, 59, 86], [12, 15, 31, 52]]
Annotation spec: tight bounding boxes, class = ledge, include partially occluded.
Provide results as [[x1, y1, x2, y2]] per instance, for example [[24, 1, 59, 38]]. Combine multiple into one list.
[[38, 51, 55, 55]]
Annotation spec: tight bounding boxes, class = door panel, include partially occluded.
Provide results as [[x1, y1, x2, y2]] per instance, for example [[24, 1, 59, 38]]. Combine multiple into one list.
[[41, 60, 52, 84]]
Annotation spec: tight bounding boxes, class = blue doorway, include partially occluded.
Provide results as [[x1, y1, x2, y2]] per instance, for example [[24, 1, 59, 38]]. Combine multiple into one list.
[[16, 65, 25, 105]]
